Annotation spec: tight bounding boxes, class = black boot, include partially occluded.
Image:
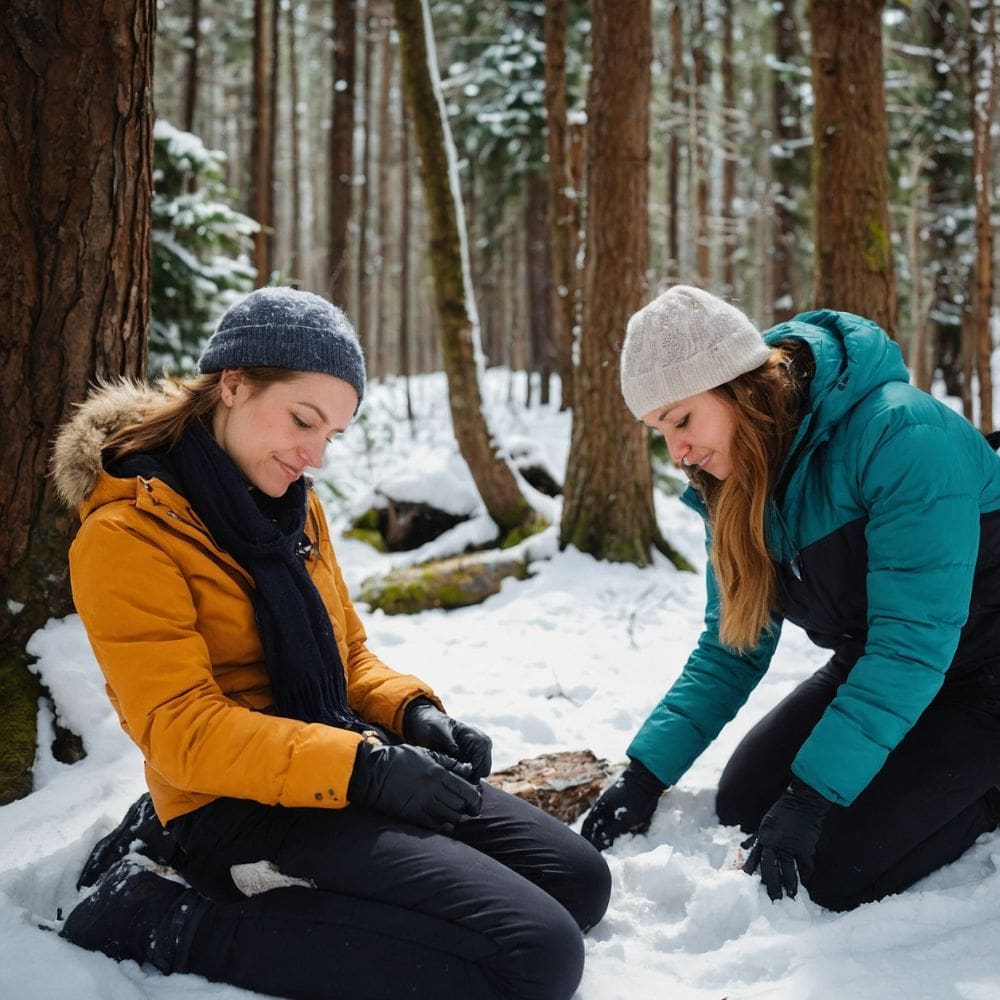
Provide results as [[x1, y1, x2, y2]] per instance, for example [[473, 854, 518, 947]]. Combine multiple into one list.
[[78, 794, 185, 890], [61, 858, 207, 974]]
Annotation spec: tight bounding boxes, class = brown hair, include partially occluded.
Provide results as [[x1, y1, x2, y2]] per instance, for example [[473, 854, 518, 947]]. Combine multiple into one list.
[[104, 367, 303, 461], [686, 343, 810, 651]]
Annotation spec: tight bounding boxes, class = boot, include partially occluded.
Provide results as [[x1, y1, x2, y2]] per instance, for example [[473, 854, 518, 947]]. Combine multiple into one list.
[[61, 858, 207, 974], [78, 793, 185, 890]]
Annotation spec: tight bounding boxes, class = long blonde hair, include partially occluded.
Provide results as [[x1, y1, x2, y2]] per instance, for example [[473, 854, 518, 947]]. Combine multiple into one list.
[[104, 367, 302, 461], [687, 343, 810, 651]]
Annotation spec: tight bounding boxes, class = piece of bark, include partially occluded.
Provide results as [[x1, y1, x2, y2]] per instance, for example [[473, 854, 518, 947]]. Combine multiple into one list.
[[486, 750, 616, 824]]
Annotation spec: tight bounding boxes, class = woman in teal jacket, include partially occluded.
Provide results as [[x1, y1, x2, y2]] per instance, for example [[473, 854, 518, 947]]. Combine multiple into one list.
[[582, 285, 1000, 911]]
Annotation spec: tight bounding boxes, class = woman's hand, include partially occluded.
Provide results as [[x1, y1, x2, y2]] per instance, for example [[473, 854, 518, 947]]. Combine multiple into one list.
[[742, 777, 831, 900], [581, 759, 666, 851], [347, 742, 483, 831], [403, 698, 493, 780]]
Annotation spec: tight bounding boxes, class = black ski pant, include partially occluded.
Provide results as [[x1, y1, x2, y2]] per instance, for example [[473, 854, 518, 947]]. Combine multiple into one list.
[[165, 782, 611, 1000], [716, 655, 1000, 911]]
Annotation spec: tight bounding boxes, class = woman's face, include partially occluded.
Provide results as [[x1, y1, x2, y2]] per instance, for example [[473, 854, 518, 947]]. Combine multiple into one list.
[[212, 370, 358, 497], [642, 389, 738, 481]]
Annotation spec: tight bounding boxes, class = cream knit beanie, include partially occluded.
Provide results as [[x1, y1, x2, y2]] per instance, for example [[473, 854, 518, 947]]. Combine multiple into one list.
[[619, 285, 771, 418]]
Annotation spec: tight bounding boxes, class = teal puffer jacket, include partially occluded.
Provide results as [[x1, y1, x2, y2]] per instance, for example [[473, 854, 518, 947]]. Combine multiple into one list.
[[628, 310, 1000, 807]]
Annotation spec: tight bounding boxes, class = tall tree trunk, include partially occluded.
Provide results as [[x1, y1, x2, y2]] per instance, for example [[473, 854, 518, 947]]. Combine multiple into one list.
[[356, 3, 375, 353], [561, 0, 685, 568], [399, 110, 414, 420], [287, 0, 304, 284], [269, 0, 281, 275], [809, 0, 897, 336], [251, 0, 274, 285], [692, 0, 710, 282], [770, 0, 803, 323], [393, 0, 535, 536], [720, 0, 736, 296], [967, 0, 995, 431], [525, 173, 553, 406], [544, 0, 576, 411], [328, 0, 357, 305], [666, 0, 683, 278], [0, 0, 155, 803], [183, 0, 201, 133], [374, 5, 395, 380], [924, 0, 963, 395]]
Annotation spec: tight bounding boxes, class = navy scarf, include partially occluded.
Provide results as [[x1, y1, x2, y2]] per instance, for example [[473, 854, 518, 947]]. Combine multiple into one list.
[[173, 419, 359, 730]]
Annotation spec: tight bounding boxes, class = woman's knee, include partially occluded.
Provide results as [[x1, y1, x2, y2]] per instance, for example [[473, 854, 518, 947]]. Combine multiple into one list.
[[488, 902, 585, 1000], [560, 836, 612, 931]]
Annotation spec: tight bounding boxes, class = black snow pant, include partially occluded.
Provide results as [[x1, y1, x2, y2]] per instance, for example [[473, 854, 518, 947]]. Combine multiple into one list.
[[716, 655, 1000, 911], [164, 782, 611, 1000]]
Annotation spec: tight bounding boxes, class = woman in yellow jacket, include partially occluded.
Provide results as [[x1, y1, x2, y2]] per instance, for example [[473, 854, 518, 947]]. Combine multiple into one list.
[[54, 287, 610, 1000]]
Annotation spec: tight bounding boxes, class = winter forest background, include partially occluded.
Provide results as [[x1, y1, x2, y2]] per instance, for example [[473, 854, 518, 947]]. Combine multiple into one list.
[[1, 2, 1000, 994]]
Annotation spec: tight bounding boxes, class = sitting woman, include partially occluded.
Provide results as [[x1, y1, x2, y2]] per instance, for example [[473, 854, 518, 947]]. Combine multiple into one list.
[[54, 287, 610, 1000]]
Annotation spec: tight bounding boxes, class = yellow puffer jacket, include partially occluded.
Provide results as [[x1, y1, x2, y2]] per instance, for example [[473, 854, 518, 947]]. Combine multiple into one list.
[[52, 382, 438, 824]]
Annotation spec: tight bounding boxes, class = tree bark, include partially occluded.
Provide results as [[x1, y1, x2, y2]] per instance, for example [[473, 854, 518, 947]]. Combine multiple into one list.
[[183, 0, 201, 134], [393, 0, 535, 537], [374, 5, 395, 380], [720, 0, 736, 296], [770, 0, 802, 323], [809, 0, 897, 336], [328, 0, 357, 306], [692, 0, 710, 282], [967, 0, 995, 432], [0, 0, 155, 802], [356, 2, 375, 352], [544, 0, 576, 411], [560, 0, 672, 567], [250, 0, 274, 285], [525, 173, 553, 406], [666, 0, 683, 278], [287, 0, 304, 284]]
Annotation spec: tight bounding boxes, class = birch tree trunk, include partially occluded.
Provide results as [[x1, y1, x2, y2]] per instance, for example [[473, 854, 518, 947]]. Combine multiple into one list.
[[809, 0, 897, 336], [0, 0, 155, 803], [392, 0, 535, 537]]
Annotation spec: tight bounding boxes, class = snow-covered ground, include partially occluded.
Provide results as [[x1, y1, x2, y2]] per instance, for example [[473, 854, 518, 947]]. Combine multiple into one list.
[[2, 367, 999, 1000]]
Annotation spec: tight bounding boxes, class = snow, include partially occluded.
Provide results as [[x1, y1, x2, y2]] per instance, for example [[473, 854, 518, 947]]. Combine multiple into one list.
[[3, 367, 1000, 1000]]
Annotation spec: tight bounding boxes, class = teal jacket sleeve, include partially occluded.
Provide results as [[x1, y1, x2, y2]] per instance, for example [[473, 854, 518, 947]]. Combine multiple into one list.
[[791, 405, 981, 806], [627, 557, 781, 787]]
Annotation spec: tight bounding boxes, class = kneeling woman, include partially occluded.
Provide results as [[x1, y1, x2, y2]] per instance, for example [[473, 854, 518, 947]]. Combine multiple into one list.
[[54, 287, 610, 1000], [583, 285, 1000, 911]]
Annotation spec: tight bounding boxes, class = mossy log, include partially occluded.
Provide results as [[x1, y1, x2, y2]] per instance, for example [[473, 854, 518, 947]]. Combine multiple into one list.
[[486, 750, 616, 824], [359, 552, 530, 615]]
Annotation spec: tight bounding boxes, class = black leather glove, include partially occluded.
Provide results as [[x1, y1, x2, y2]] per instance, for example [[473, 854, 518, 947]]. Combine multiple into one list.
[[581, 759, 666, 851], [742, 777, 831, 901], [347, 742, 483, 831], [402, 698, 493, 780]]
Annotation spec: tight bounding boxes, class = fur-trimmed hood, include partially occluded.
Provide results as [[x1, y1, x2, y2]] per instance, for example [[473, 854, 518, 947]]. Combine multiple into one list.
[[51, 380, 173, 512]]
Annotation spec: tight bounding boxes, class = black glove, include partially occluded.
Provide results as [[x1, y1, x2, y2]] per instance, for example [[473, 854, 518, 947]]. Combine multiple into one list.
[[403, 698, 493, 780], [742, 777, 831, 901], [347, 742, 483, 831], [581, 759, 666, 851]]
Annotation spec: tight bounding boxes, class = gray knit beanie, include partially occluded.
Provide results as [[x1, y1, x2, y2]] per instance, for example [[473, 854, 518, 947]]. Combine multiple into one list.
[[619, 285, 770, 418], [198, 287, 366, 404]]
